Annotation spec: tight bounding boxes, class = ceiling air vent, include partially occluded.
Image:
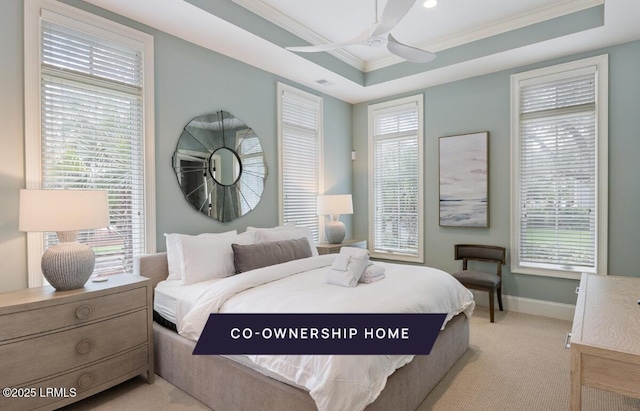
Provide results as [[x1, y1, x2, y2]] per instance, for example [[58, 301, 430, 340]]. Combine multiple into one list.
[[315, 79, 334, 86]]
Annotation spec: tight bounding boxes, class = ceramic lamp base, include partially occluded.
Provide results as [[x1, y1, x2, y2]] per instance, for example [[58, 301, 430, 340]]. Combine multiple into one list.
[[325, 220, 346, 244], [41, 241, 95, 291]]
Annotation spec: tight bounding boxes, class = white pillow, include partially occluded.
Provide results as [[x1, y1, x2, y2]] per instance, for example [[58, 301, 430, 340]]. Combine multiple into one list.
[[164, 230, 237, 281], [252, 226, 318, 256], [180, 232, 254, 285]]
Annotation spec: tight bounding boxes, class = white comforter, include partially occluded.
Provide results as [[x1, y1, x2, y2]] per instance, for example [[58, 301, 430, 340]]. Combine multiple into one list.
[[179, 254, 474, 411]]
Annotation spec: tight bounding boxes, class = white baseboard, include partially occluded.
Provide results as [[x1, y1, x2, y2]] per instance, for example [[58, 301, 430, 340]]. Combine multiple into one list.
[[469, 290, 575, 321]]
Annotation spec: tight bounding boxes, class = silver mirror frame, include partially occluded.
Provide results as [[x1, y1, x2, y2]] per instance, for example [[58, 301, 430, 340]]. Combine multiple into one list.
[[172, 111, 268, 222]]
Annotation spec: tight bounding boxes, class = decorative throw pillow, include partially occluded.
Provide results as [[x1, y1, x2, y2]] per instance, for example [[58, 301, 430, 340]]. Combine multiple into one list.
[[252, 226, 318, 256], [180, 232, 254, 285], [164, 230, 237, 281], [232, 237, 313, 273]]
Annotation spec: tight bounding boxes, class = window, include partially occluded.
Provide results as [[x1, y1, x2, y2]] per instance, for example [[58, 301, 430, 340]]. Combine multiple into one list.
[[277, 83, 323, 242], [368, 95, 424, 263], [510, 55, 608, 279], [25, 0, 155, 286]]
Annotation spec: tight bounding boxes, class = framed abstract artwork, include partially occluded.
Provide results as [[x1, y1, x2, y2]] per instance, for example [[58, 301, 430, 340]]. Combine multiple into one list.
[[439, 132, 489, 227]]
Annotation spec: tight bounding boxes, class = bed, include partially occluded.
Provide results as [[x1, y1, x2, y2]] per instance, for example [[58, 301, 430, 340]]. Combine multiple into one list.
[[136, 251, 473, 411]]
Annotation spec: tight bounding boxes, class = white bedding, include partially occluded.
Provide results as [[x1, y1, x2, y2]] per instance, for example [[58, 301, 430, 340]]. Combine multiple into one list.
[[154, 278, 221, 324], [174, 254, 474, 411]]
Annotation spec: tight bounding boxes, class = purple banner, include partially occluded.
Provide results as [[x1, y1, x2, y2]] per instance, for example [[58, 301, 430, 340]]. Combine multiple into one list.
[[193, 313, 446, 355]]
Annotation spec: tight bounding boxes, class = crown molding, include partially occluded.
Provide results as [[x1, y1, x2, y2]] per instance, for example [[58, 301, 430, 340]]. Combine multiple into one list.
[[232, 0, 366, 71], [366, 0, 603, 71], [235, 0, 603, 73]]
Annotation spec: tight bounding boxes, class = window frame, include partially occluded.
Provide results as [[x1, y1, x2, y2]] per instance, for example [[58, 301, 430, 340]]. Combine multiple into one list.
[[276, 82, 324, 242], [24, 0, 156, 287], [367, 94, 424, 263], [510, 55, 608, 279]]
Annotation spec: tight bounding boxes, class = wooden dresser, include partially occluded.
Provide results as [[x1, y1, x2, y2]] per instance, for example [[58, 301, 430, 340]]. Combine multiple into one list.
[[570, 273, 640, 410], [0, 274, 153, 411]]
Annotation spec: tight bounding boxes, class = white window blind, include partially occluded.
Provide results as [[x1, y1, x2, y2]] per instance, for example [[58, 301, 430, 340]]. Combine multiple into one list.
[[368, 95, 423, 262], [511, 55, 608, 278], [39, 20, 146, 276], [278, 84, 323, 242]]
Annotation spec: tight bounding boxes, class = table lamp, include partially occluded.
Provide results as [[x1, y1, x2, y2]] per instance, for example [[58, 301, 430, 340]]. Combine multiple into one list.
[[317, 194, 353, 244], [19, 189, 110, 291]]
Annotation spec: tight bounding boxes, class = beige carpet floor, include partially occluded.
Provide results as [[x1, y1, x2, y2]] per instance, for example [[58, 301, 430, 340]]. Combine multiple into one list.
[[418, 307, 640, 411], [62, 307, 640, 411]]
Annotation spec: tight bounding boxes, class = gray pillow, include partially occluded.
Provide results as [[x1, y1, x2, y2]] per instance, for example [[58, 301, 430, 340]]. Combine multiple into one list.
[[232, 237, 313, 273]]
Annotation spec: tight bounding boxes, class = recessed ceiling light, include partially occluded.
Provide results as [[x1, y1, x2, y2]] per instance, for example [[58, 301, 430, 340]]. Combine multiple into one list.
[[423, 0, 438, 8]]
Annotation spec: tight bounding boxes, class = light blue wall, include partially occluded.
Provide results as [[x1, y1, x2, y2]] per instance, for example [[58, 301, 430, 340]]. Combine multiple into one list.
[[0, 0, 26, 292], [153, 31, 353, 244], [1, 0, 636, 302], [353, 40, 640, 305], [0, 0, 353, 292], [152, 35, 353, 244]]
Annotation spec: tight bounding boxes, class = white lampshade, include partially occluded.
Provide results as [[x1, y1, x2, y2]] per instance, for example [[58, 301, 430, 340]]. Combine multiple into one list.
[[19, 189, 110, 232], [317, 194, 353, 216], [317, 194, 353, 244], [19, 189, 110, 291]]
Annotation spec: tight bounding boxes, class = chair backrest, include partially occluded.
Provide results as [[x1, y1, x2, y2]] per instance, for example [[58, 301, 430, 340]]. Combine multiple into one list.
[[454, 244, 506, 275]]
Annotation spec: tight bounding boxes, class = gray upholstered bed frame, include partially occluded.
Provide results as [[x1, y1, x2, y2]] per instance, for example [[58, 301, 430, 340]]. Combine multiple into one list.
[[136, 252, 469, 411]]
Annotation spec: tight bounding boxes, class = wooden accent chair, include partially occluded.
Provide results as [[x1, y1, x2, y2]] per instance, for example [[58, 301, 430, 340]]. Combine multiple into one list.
[[452, 244, 506, 323]]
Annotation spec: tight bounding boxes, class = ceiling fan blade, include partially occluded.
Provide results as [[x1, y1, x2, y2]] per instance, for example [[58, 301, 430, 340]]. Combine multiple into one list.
[[371, 0, 418, 37], [286, 28, 370, 53], [387, 33, 436, 63]]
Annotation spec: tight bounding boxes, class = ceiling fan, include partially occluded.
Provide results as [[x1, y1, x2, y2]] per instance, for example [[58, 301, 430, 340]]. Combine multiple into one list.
[[286, 0, 435, 64]]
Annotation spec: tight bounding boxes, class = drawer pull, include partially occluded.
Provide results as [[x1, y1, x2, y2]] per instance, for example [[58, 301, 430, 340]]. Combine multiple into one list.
[[75, 305, 92, 319], [565, 332, 571, 349], [76, 339, 94, 354], [78, 373, 94, 389]]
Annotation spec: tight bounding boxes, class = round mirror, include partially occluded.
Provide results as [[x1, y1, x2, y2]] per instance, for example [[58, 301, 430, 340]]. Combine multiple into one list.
[[210, 147, 242, 186], [173, 111, 268, 222]]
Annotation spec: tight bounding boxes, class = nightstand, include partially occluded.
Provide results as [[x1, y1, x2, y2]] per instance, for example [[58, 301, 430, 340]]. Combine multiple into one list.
[[316, 239, 367, 255], [0, 274, 153, 411]]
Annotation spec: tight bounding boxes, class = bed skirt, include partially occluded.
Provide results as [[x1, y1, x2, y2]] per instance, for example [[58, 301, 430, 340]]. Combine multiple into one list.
[[153, 313, 469, 411]]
